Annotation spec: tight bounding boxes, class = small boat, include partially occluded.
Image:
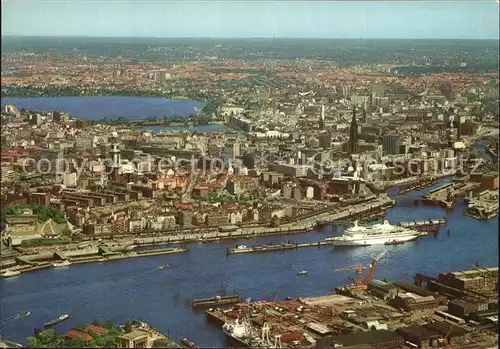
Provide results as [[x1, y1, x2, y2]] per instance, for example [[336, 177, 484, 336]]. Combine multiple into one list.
[[297, 271, 308, 276], [180, 337, 199, 348], [1, 270, 21, 278], [158, 264, 169, 269], [19, 311, 31, 317], [53, 260, 72, 268], [44, 314, 69, 327], [384, 240, 405, 246]]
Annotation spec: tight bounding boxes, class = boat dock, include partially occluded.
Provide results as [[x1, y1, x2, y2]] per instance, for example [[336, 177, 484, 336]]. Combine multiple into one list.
[[192, 295, 240, 308], [399, 218, 446, 232], [227, 241, 333, 255]]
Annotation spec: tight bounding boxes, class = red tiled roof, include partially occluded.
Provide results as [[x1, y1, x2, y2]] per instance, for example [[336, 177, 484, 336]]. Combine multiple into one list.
[[65, 329, 93, 342], [85, 325, 108, 336]]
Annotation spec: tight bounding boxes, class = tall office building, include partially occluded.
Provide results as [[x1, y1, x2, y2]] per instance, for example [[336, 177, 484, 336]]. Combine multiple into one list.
[[319, 104, 325, 130], [232, 142, 241, 159], [348, 107, 359, 155]]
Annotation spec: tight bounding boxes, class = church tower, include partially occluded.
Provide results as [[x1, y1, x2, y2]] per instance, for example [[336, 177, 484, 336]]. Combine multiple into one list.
[[348, 106, 358, 155]]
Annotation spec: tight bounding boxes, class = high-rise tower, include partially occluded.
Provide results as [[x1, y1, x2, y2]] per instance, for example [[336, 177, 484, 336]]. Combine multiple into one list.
[[348, 106, 358, 155], [319, 104, 325, 130]]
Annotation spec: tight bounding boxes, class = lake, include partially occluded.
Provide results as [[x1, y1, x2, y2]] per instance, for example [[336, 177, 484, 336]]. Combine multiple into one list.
[[1, 96, 206, 121]]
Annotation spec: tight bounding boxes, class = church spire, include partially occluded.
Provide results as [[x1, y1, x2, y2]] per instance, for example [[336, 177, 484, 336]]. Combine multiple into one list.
[[348, 106, 358, 155]]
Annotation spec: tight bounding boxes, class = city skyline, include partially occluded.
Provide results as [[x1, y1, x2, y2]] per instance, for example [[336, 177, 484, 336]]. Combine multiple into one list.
[[2, 0, 499, 40]]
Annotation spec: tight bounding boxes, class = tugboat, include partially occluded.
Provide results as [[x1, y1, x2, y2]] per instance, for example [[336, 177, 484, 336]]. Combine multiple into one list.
[[297, 270, 308, 276], [180, 337, 199, 348], [384, 239, 405, 245], [44, 314, 69, 327]]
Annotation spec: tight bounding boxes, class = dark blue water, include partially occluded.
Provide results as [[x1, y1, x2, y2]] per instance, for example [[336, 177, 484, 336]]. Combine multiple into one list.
[[0, 97, 205, 120], [475, 139, 493, 162], [1, 177, 498, 346]]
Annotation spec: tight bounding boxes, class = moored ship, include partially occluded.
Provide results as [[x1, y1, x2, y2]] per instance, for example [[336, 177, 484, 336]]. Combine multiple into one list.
[[1, 270, 21, 278], [326, 220, 423, 246], [222, 318, 253, 347]]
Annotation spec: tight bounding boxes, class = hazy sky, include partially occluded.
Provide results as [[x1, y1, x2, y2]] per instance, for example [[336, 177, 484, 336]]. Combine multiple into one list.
[[2, 1, 499, 39]]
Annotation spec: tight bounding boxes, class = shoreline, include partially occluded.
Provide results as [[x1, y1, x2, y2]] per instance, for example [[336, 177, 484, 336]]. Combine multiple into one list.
[[2, 248, 188, 276], [2, 196, 396, 275]]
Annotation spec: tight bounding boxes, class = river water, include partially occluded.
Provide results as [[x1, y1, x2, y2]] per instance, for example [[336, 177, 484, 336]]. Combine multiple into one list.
[[1, 176, 498, 346]]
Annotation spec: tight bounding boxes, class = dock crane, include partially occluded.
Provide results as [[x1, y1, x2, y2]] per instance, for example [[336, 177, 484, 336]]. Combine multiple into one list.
[[335, 251, 387, 291], [273, 286, 283, 303]]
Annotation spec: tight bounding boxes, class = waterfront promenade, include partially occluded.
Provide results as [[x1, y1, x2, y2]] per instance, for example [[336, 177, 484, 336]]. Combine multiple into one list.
[[1, 194, 395, 270]]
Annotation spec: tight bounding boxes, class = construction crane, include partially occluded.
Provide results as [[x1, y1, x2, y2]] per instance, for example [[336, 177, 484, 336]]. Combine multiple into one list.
[[335, 251, 387, 290], [334, 264, 370, 286]]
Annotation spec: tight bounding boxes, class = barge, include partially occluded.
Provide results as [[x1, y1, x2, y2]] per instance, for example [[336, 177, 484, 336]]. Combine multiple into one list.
[[227, 241, 332, 255]]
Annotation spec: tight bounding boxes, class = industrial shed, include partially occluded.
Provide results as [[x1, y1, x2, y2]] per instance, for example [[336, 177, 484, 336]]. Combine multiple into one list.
[[423, 320, 469, 346], [315, 330, 404, 349], [396, 324, 442, 348]]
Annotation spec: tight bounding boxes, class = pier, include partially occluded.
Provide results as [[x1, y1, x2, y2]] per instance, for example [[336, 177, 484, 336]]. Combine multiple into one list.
[[399, 218, 446, 232], [192, 295, 240, 308], [227, 241, 333, 255], [205, 309, 231, 327], [1, 247, 188, 276]]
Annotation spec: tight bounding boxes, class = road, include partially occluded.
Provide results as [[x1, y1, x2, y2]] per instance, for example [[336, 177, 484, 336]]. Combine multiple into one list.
[[181, 169, 200, 203]]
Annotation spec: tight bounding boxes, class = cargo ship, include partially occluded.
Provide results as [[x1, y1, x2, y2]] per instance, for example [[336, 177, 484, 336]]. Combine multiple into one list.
[[192, 295, 240, 308], [222, 318, 253, 347]]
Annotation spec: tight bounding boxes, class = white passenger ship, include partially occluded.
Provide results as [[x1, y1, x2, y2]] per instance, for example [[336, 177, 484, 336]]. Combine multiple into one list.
[[326, 220, 424, 246]]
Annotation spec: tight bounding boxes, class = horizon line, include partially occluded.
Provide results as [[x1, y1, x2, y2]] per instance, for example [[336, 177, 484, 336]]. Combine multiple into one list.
[[2, 35, 499, 41]]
